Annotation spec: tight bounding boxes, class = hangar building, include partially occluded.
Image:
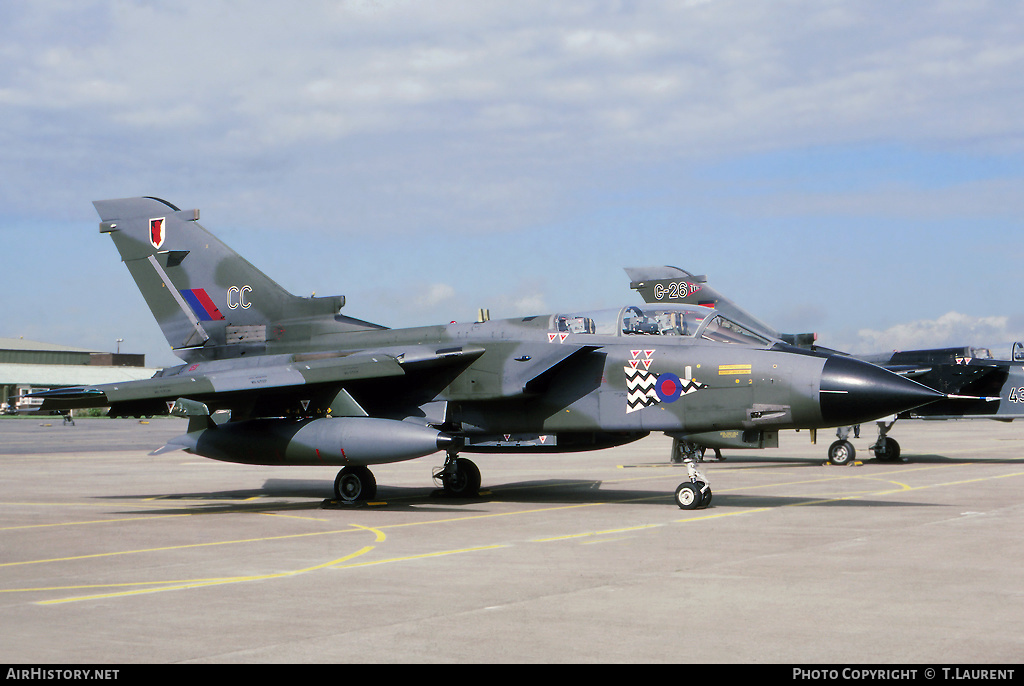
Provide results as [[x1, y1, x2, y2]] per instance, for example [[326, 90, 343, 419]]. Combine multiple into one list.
[[0, 337, 156, 412]]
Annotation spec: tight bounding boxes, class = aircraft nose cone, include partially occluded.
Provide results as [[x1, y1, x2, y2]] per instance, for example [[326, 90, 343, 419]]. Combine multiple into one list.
[[819, 356, 944, 426]]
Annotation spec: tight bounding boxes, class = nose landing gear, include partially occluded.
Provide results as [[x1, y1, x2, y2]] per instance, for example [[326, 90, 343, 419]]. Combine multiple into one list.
[[675, 461, 712, 510]]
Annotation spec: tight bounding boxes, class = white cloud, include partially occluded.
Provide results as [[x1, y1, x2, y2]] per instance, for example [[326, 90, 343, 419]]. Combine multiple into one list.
[[728, 177, 1024, 222], [496, 291, 550, 318], [5, 2, 1024, 182], [414, 283, 457, 308], [2, 1, 1023, 362], [841, 311, 1024, 355]]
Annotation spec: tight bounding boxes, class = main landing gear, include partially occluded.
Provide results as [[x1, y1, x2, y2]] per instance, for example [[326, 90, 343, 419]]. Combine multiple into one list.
[[433, 447, 481, 497], [873, 436, 901, 462], [674, 461, 712, 510], [331, 448, 482, 504], [869, 417, 903, 462], [333, 443, 714, 508], [828, 417, 903, 465], [334, 465, 377, 502]]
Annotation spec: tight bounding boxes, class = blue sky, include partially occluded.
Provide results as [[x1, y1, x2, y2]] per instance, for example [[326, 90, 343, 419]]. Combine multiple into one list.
[[2, 1, 1023, 368]]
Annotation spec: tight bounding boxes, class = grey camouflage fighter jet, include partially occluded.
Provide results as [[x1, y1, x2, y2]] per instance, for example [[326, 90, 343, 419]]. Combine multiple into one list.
[[31, 198, 947, 509]]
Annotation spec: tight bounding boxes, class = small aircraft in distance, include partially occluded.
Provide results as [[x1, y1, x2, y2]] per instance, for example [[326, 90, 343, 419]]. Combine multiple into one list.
[[32, 198, 947, 508], [626, 265, 1019, 464]]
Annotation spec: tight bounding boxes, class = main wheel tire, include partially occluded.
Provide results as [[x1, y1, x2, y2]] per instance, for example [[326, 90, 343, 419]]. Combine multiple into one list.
[[443, 458, 481, 496], [878, 437, 901, 462], [334, 466, 377, 502], [675, 482, 701, 510], [828, 440, 856, 465]]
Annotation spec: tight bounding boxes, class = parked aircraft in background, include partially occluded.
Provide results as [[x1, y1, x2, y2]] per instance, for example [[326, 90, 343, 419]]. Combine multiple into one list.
[[626, 266, 1019, 464]]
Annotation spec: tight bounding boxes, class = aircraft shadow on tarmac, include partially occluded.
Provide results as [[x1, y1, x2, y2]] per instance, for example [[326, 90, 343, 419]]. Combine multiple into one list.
[[96, 474, 941, 515], [665, 453, 1024, 466], [885, 453, 1024, 464]]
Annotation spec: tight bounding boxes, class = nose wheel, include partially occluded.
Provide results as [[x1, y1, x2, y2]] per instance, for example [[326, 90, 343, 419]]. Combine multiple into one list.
[[675, 461, 712, 510], [827, 440, 856, 465]]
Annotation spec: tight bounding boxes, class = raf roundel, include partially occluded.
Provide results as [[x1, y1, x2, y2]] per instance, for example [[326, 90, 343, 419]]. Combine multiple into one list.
[[655, 372, 682, 403]]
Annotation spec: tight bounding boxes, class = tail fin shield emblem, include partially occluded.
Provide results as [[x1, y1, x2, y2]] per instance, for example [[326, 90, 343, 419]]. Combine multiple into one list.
[[150, 217, 165, 249]]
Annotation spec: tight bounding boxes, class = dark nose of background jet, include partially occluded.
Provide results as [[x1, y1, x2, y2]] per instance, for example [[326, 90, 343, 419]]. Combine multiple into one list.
[[819, 356, 945, 426]]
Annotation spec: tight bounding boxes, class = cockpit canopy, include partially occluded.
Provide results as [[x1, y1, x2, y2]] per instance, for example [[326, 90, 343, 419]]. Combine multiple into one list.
[[551, 305, 773, 347]]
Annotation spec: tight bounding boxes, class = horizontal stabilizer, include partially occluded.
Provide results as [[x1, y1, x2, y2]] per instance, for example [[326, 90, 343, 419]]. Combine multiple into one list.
[[25, 386, 110, 411], [23, 387, 107, 401], [24, 344, 494, 418]]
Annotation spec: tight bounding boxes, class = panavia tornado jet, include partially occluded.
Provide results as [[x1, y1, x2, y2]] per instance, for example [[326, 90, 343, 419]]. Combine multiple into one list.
[[31, 198, 946, 509], [626, 265, 1019, 464]]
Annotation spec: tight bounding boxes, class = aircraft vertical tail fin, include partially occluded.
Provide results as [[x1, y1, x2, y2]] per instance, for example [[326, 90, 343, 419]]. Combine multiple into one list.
[[93, 197, 381, 361], [626, 266, 784, 340]]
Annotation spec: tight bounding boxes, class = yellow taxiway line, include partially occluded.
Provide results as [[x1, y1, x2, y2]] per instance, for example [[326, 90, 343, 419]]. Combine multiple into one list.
[[3, 463, 1022, 604]]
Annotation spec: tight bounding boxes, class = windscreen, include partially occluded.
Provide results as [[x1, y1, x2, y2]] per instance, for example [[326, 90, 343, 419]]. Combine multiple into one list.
[[699, 315, 771, 346]]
